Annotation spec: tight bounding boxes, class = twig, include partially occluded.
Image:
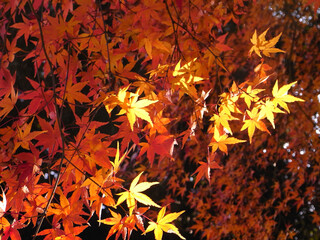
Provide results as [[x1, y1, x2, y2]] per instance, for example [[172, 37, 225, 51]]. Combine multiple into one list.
[[163, 0, 229, 73], [164, 0, 184, 62], [26, 1, 67, 239], [97, 1, 115, 88]]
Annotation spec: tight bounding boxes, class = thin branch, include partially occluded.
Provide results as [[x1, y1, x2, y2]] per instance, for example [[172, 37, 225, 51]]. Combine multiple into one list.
[[164, 0, 184, 62], [163, 0, 229, 73], [27, 1, 67, 239], [97, 1, 115, 88]]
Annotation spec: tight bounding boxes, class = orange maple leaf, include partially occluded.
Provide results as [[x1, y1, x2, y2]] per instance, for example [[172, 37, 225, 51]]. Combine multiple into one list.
[[48, 193, 87, 235], [64, 80, 90, 112], [209, 126, 246, 154], [13, 118, 47, 153], [0, 88, 18, 119], [98, 210, 135, 240], [192, 154, 222, 187], [139, 134, 175, 166]]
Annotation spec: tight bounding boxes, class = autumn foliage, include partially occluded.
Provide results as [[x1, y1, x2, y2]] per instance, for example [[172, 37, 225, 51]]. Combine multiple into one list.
[[0, 0, 318, 239]]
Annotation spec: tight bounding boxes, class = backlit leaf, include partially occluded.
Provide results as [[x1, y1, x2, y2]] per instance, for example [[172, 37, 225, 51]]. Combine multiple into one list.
[[143, 207, 185, 240]]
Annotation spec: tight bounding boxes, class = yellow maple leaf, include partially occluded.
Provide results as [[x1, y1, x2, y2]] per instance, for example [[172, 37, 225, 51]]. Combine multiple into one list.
[[210, 110, 238, 135], [171, 58, 203, 99], [241, 108, 270, 143], [219, 82, 242, 115], [258, 99, 284, 128], [240, 85, 265, 108], [209, 126, 246, 154], [143, 206, 185, 240], [117, 87, 158, 130], [116, 172, 160, 215], [272, 80, 304, 113], [111, 142, 126, 174], [249, 28, 285, 57]]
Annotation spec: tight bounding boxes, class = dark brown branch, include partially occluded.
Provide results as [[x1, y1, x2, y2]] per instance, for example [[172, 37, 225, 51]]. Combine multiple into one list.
[[163, 0, 229, 73], [97, 2, 115, 89], [27, 1, 67, 239], [164, 0, 185, 62]]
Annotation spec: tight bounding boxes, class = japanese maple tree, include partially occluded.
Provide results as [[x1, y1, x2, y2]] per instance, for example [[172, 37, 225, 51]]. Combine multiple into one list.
[[0, 0, 317, 239]]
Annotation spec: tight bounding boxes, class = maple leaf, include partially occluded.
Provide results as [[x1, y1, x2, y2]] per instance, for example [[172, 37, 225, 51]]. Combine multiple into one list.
[[249, 28, 285, 57], [63, 80, 90, 112], [134, 207, 149, 232], [98, 210, 135, 240], [14, 145, 43, 185], [0, 88, 18, 119], [116, 172, 160, 215], [209, 126, 246, 154], [13, 118, 47, 153], [210, 112, 238, 135], [111, 142, 127, 175], [240, 86, 265, 108], [0, 69, 15, 97], [141, 36, 170, 59], [215, 33, 233, 52], [241, 108, 270, 143], [143, 206, 185, 240], [219, 82, 242, 115], [171, 59, 203, 99], [48, 194, 72, 218], [20, 77, 54, 116], [116, 87, 158, 130], [23, 193, 48, 226], [11, 15, 38, 45], [48, 193, 87, 234], [0, 188, 6, 218], [81, 168, 116, 222], [139, 134, 175, 166], [312, 212, 320, 225], [192, 153, 222, 187], [5, 38, 21, 63], [272, 80, 304, 113], [112, 116, 140, 152], [254, 59, 273, 79], [193, 161, 211, 187], [0, 218, 23, 240], [175, 0, 183, 11], [258, 99, 284, 128], [192, 90, 211, 123], [36, 116, 62, 155], [0, 217, 10, 238]]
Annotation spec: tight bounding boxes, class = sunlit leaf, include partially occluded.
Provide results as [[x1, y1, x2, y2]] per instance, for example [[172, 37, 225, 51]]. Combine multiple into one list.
[[143, 207, 185, 240]]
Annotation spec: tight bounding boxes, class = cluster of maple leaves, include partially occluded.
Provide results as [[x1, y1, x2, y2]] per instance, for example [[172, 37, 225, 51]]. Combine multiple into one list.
[[0, 0, 309, 239]]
